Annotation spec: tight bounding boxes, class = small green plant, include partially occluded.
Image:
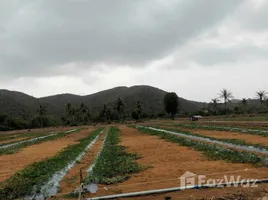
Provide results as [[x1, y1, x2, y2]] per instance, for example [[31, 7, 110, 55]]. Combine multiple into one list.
[[86, 127, 143, 185], [152, 125, 268, 152], [135, 126, 262, 164], [166, 123, 268, 137], [0, 128, 103, 200], [0, 129, 80, 155]]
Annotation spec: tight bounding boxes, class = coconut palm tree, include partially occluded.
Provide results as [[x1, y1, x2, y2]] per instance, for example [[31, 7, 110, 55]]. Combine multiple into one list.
[[136, 100, 143, 120], [115, 97, 125, 121], [79, 103, 88, 124], [256, 91, 266, 105], [66, 103, 76, 124], [241, 98, 248, 113], [211, 98, 219, 115], [37, 104, 47, 127], [219, 89, 233, 114]]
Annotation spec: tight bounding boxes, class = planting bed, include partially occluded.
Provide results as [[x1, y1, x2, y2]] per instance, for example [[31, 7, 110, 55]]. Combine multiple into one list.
[[0, 128, 94, 182], [160, 125, 268, 147], [58, 130, 107, 194], [167, 123, 268, 136], [0, 127, 72, 145], [84, 126, 268, 200], [0, 128, 103, 200]]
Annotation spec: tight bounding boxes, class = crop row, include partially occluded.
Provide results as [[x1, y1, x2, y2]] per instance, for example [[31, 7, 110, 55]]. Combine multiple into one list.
[[0, 129, 78, 155], [0, 130, 53, 143], [166, 123, 268, 137], [134, 126, 263, 165], [85, 126, 143, 185], [152, 126, 268, 153], [0, 128, 103, 200]]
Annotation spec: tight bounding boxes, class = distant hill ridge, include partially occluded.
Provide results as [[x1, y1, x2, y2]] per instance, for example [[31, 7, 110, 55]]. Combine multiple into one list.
[[0, 85, 205, 118]]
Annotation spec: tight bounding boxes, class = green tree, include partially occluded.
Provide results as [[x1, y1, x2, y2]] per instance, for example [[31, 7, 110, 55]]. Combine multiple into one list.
[[241, 98, 248, 114], [136, 100, 143, 120], [131, 111, 139, 120], [211, 98, 219, 115], [37, 104, 47, 127], [79, 103, 89, 124], [256, 91, 266, 105], [219, 89, 233, 114], [164, 92, 179, 120], [66, 103, 76, 124], [100, 104, 111, 122], [115, 97, 125, 121]]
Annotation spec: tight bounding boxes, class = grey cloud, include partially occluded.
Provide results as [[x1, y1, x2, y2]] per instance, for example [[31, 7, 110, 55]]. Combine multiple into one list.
[[234, 1, 268, 31], [190, 45, 268, 66], [0, 0, 242, 77]]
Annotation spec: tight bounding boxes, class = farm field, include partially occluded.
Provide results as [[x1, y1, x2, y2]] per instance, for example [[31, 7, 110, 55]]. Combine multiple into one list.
[[1, 120, 268, 200]]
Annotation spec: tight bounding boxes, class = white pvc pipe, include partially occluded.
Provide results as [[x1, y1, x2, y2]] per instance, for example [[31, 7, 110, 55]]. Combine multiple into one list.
[[87, 178, 268, 200]]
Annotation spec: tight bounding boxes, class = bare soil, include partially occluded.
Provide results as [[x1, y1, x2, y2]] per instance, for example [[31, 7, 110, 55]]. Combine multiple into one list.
[[0, 128, 94, 182], [85, 126, 268, 199]]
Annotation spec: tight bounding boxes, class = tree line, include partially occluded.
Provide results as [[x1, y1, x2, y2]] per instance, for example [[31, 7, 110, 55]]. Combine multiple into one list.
[[203, 89, 268, 116], [0, 89, 267, 130]]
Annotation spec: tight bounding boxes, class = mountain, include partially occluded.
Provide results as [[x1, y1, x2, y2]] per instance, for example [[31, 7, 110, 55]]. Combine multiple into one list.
[[0, 85, 205, 119]]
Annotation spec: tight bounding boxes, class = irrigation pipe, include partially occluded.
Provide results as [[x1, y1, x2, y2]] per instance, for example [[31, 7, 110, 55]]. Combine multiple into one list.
[[87, 178, 268, 200], [25, 130, 102, 200], [0, 133, 57, 149], [140, 126, 268, 155], [0, 129, 78, 149]]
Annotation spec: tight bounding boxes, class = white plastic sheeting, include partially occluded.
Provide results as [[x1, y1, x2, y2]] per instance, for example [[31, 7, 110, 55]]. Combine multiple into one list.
[[140, 126, 268, 154], [25, 130, 102, 200]]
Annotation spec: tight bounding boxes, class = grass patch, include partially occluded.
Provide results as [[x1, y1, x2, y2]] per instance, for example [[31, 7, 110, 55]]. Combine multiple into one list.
[[152, 125, 268, 152], [165, 123, 268, 137], [86, 127, 143, 185], [134, 126, 262, 165], [0, 128, 103, 200], [0, 129, 79, 155]]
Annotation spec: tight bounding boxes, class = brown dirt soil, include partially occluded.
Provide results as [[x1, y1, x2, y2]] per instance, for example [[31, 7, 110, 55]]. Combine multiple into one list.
[[160, 126, 268, 147], [0, 128, 95, 182], [84, 126, 268, 200], [58, 130, 107, 194]]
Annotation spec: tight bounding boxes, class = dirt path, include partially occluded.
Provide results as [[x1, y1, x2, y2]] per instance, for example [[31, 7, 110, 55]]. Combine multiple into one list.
[[58, 130, 107, 194], [86, 126, 268, 199], [160, 125, 268, 146], [0, 128, 95, 182]]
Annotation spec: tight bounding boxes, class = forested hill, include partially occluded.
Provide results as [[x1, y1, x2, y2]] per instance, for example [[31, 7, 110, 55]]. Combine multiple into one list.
[[0, 85, 204, 118]]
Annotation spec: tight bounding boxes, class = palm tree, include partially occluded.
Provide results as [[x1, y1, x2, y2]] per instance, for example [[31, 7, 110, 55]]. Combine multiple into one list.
[[256, 91, 266, 105], [66, 103, 76, 124], [79, 103, 88, 124], [265, 98, 268, 109], [219, 89, 233, 114], [115, 97, 125, 121], [37, 104, 47, 127], [136, 100, 143, 120], [211, 98, 219, 115], [241, 98, 248, 114]]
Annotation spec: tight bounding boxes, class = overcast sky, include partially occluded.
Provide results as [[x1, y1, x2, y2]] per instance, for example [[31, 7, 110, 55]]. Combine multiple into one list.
[[0, 0, 267, 102]]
